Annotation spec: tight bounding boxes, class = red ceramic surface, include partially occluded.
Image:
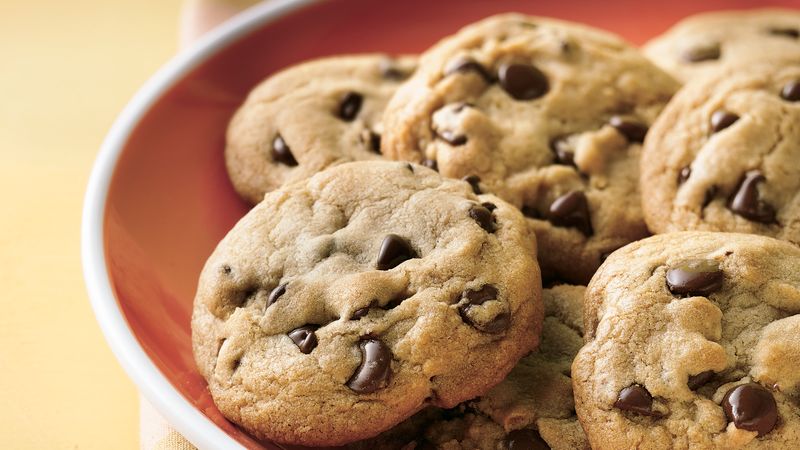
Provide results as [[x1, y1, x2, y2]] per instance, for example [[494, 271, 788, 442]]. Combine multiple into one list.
[[102, 1, 797, 448]]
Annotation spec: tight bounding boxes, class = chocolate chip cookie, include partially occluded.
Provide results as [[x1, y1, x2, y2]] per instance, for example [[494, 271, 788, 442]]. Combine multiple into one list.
[[644, 9, 800, 83], [382, 14, 679, 283], [573, 232, 800, 449], [348, 285, 589, 450], [192, 161, 542, 446], [641, 62, 800, 245], [226, 54, 416, 204]]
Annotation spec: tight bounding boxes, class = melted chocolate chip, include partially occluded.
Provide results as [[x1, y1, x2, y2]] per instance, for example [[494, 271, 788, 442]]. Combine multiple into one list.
[[444, 55, 493, 82], [614, 385, 659, 416], [347, 338, 392, 393], [722, 383, 778, 437], [422, 159, 438, 171], [458, 285, 509, 333], [271, 135, 298, 166], [687, 370, 715, 390], [267, 284, 287, 307], [498, 63, 549, 100], [351, 307, 370, 320], [469, 204, 497, 233], [521, 205, 541, 219], [338, 92, 363, 121], [482, 202, 497, 211], [436, 129, 467, 146], [728, 170, 776, 223], [666, 259, 723, 297], [768, 27, 799, 38], [287, 325, 319, 354], [780, 80, 800, 101], [379, 58, 411, 80], [505, 429, 549, 450], [548, 191, 593, 236], [609, 116, 648, 143], [463, 175, 482, 194], [550, 137, 576, 167], [710, 110, 739, 133], [678, 166, 692, 185], [368, 131, 381, 154], [376, 234, 418, 270], [682, 43, 721, 62]]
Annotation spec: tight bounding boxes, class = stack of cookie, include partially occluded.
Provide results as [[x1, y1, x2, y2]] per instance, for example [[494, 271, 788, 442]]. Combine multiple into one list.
[[192, 9, 800, 449]]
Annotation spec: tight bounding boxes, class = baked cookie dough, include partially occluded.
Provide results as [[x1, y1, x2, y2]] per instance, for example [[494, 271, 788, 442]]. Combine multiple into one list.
[[192, 161, 542, 446], [641, 62, 800, 244], [382, 13, 679, 283], [226, 54, 416, 204], [573, 232, 800, 449]]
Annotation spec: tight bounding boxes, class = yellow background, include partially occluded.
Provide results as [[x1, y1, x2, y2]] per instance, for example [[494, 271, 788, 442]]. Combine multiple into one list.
[[1, 1, 183, 447]]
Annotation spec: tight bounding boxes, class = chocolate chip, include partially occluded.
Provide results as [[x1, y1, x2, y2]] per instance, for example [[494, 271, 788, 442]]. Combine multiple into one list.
[[614, 385, 659, 416], [405, 162, 414, 172], [287, 325, 318, 354], [548, 191, 593, 236], [351, 307, 370, 320], [436, 129, 467, 146], [505, 428, 549, 450], [687, 370, 715, 390], [682, 43, 721, 62], [267, 283, 287, 307], [678, 166, 692, 185], [221, 265, 232, 274], [368, 131, 381, 154], [271, 135, 298, 166], [768, 27, 799, 38], [376, 234, 418, 270], [347, 338, 392, 393], [550, 136, 576, 167], [498, 63, 549, 100], [463, 175, 481, 194], [728, 170, 776, 223], [521, 205, 541, 219], [666, 259, 723, 297], [444, 55, 493, 82], [609, 116, 648, 143], [422, 159, 438, 171], [703, 186, 717, 208], [338, 92, 363, 121], [481, 202, 497, 211], [458, 285, 509, 333], [379, 58, 411, 80], [780, 80, 800, 101], [710, 110, 739, 133], [469, 204, 497, 233], [722, 383, 778, 437]]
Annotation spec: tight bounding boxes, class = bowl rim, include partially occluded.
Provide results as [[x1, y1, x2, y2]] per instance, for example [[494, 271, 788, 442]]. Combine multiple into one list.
[[81, 1, 318, 448]]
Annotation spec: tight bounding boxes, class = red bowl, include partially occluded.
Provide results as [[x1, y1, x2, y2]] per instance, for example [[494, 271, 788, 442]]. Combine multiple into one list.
[[82, 0, 794, 448]]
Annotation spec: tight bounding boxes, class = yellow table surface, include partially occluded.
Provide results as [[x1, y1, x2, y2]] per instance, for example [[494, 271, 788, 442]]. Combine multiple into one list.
[[0, 1, 183, 447]]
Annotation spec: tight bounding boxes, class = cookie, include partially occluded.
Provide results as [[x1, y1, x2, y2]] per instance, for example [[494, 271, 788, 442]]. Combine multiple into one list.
[[192, 160, 542, 446], [640, 62, 800, 244], [573, 232, 800, 449], [643, 9, 800, 83], [349, 285, 589, 450], [225, 54, 416, 204], [382, 14, 679, 283]]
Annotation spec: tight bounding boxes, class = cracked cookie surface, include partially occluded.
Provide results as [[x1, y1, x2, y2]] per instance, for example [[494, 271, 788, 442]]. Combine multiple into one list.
[[192, 161, 542, 446], [643, 9, 800, 83], [641, 62, 800, 245], [382, 14, 679, 283], [226, 54, 416, 204], [573, 232, 800, 449]]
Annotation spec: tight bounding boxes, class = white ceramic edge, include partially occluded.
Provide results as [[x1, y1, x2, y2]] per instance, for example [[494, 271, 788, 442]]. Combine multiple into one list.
[[81, 1, 317, 449]]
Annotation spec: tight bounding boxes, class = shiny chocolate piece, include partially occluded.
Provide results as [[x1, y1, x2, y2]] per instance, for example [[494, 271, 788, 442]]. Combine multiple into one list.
[[444, 55, 493, 82], [687, 370, 715, 390], [463, 175, 482, 195], [271, 135, 298, 166], [550, 136, 576, 167], [338, 91, 363, 121], [666, 259, 723, 297], [548, 191, 593, 236], [781, 80, 800, 101], [722, 383, 778, 437], [422, 159, 438, 171], [682, 43, 721, 62], [710, 110, 739, 132], [614, 384, 659, 416], [266, 284, 287, 307], [376, 234, 418, 270], [609, 116, 648, 143], [498, 63, 549, 100], [347, 338, 392, 394], [469, 204, 497, 233], [728, 170, 776, 223], [458, 285, 509, 333], [436, 129, 467, 146], [505, 428, 549, 450], [288, 325, 319, 354], [678, 166, 692, 185]]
